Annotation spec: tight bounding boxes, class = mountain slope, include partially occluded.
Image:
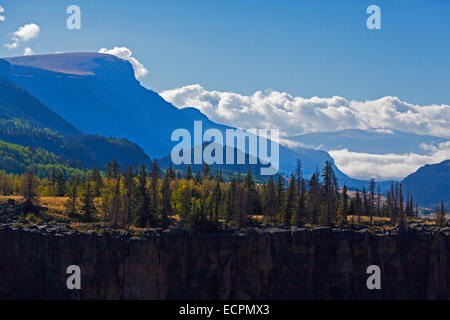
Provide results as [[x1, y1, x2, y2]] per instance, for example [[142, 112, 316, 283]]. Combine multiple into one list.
[[0, 71, 150, 170], [0, 77, 80, 136], [402, 160, 450, 208], [0, 139, 82, 177]]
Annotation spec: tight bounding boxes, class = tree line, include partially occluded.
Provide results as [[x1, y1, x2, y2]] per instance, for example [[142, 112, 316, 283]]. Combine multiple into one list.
[[1, 158, 447, 231]]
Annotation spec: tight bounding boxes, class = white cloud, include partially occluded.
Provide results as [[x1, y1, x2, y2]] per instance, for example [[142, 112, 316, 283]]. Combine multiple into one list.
[[329, 141, 450, 180], [4, 42, 18, 50], [98, 46, 148, 79], [160, 84, 450, 139], [23, 47, 34, 56], [0, 6, 5, 21], [4, 23, 40, 50], [161, 84, 450, 180]]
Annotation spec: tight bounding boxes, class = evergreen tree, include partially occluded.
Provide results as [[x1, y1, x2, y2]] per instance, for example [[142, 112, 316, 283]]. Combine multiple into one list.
[[337, 185, 349, 226], [275, 174, 285, 220], [212, 179, 222, 223], [110, 176, 122, 226], [194, 169, 203, 183], [369, 178, 376, 223], [295, 159, 304, 196], [321, 161, 338, 226], [185, 165, 193, 180], [282, 173, 296, 225], [293, 178, 306, 226], [263, 176, 277, 222], [20, 166, 39, 206], [80, 181, 97, 222], [56, 170, 66, 197], [436, 200, 446, 227], [354, 189, 362, 223], [149, 160, 160, 226], [123, 165, 135, 226], [64, 175, 80, 218], [308, 171, 321, 224], [166, 164, 176, 180], [136, 164, 151, 227], [90, 166, 103, 197], [202, 164, 211, 180], [160, 173, 172, 226]]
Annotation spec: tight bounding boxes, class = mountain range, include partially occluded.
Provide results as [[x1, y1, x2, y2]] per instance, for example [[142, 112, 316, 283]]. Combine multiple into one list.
[[0, 53, 369, 186], [0, 52, 448, 200], [290, 129, 447, 154]]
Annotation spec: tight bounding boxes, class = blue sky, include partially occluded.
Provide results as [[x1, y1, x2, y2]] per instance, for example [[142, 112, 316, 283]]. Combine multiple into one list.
[[0, 0, 449, 105]]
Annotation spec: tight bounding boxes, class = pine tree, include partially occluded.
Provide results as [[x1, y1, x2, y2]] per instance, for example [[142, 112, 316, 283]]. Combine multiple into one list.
[[321, 161, 338, 226], [282, 173, 296, 225], [293, 178, 306, 226], [233, 173, 246, 227], [244, 169, 258, 216], [398, 183, 405, 228], [21, 166, 39, 206], [56, 170, 66, 197], [369, 178, 376, 223], [377, 185, 381, 217], [123, 165, 135, 226], [110, 176, 122, 226], [136, 164, 151, 227], [64, 175, 80, 218], [308, 171, 321, 224], [337, 185, 349, 226], [202, 164, 211, 180], [80, 181, 97, 222], [90, 166, 103, 197], [185, 165, 193, 180], [275, 174, 285, 220], [194, 169, 202, 183], [263, 176, 276, 222], [354, 189, 362, 223], [149, 160, 160, 226], [211, 180, 222, 223], [295, 159, 303, 196], [160, 173, 172, 227], [166, 164, 176, 180], [362, 187, 369, 219], [436, 200, 446, 227]]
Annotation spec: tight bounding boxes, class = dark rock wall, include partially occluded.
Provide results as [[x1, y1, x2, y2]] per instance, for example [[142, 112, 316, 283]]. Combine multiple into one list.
[[0, 227, 448, 300]]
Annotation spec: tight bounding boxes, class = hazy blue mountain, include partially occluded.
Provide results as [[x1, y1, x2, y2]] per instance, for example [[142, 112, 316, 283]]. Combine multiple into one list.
[[0, 70, 150, 170], [1, 53, 373, 187], [290, 129, 447, 154], [0, 76, 80, 136], [402, 160, 450, 208]]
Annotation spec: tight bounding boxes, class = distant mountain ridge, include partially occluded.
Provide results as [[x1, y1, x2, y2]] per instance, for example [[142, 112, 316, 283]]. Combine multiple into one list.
[[0, 53, 395, 189], [402, 160, 450, 208], [290, 129, 448, 154]]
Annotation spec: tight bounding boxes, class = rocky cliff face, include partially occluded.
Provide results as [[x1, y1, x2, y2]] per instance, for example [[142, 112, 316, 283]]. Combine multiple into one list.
[[0, 225, 448, 300]]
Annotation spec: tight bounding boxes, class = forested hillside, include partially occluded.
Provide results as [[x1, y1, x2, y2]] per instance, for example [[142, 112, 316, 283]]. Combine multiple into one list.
[[0, 76, 150, 173], [402, 160, 450, 208], [0, 140, 82, 177]]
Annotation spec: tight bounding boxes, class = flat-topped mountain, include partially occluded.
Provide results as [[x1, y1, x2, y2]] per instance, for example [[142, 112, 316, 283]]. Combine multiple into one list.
[[1, 53, 363, 185]]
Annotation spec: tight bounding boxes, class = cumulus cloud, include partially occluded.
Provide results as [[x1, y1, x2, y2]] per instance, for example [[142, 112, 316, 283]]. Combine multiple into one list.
[[0, 6, 5, 21], [160, 84, 450, 139], [23, 47, 34, 56], [161, 84, 450, 180], [98, 46, 148, 79], [329, 141, 450, 180], [4, 23, 40, 50]]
